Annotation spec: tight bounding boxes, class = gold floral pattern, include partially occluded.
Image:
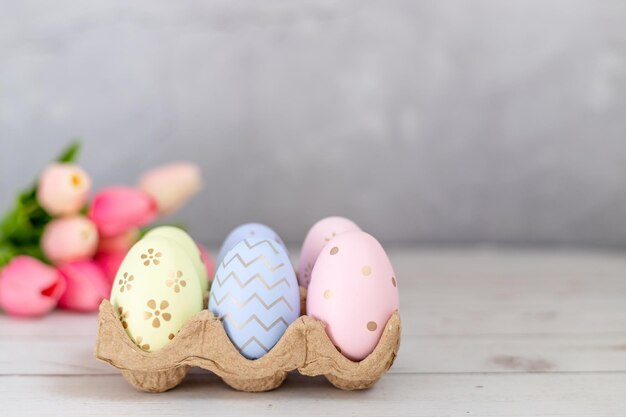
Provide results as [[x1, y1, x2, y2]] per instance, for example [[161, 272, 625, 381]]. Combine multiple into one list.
[[117, 306, 129, 329], [143, 299, 171, 328], [165, 270, 186, 293], [135, 336, 150, 351], [141, 248, 162, 266], [118, 272, 134, 292]]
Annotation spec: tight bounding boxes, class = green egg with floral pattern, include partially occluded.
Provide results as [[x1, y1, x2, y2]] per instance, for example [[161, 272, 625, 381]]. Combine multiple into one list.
[[110, 235, 203, 352], [143, 226, 209, 293]]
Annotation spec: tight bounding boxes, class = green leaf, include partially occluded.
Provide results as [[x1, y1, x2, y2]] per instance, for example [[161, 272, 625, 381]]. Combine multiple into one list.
[[0, 202, 30, 240], [0, 242, 17, 268], [56, 140, 81, 163], [0, 241, 47, 267], [18, 244, 47, 262], [0, 191, 50, 242]]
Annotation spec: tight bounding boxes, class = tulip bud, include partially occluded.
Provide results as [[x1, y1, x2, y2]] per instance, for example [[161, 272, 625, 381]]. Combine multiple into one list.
[[57, 260, 110, 312], [138, 162, 202, 215], [0, 256, 66, 317], [98, 228, 139, 253], [41, 216, 99, 264], [37, 163, 91, 216], [94, 250, 126, 285], [94, 229, 138, 285], [88, 187, 157, 237]]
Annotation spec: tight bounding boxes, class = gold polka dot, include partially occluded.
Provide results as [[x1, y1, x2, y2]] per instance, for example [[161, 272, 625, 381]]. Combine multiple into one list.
[[324, 290, 333, 299], [392, 276, 397, 287], [362, 265, 372, 276], [367, 321, 377, 331], [330, 246, 339, 255]]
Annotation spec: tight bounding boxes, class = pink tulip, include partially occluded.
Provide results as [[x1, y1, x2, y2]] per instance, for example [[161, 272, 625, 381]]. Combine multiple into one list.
[[57, 260, 110, 312], [98, 228, 139, 253], [94, 250, 126, 285], [37, 163, 91, 216], [94, 230, 137, 285], [41, 216, 99, 264], [138, 162, 202, 215], [197, 243, 215, 282], [0, 256, 66, 317], [88, 187, 157, 237]]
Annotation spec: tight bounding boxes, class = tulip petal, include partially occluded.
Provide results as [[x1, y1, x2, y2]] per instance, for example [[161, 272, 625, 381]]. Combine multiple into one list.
[[138, 162, 202, 215], [57, 261, 110, 312], [41, 216, 99, 264], [0, 256, 66, 317], [37, 164, 91, 216], [89, 187, 157, 237]]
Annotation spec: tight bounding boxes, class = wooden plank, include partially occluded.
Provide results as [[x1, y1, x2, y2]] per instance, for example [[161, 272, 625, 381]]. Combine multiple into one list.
[[2, 294, 625, 338], [387, 248, 626, 277], [0, 312, 98, 337], [0, 373, 625, 417], [2, 331, 626, 376], [393, 249, 626, 337]]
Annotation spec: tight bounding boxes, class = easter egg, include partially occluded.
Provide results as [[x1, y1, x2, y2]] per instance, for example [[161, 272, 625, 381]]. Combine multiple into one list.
[[298, 216, 361, 287], [209, 236, 300, 359], [217, 223, 285, 266], [144, 226, 209, 293], [110, 236, 204, 352], [306, 231, 399, 361]]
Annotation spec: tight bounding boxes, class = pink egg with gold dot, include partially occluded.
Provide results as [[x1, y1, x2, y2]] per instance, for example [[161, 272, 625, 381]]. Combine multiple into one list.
[[306, 231, 399, 361], [298, 217, 361, 287]]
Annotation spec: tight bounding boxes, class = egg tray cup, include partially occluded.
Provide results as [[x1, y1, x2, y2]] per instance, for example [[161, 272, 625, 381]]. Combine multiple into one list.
[[95, 287, 401, 393]]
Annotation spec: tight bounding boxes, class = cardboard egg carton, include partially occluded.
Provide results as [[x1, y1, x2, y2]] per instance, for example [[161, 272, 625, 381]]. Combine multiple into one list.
[[95, 287, 401, 392]]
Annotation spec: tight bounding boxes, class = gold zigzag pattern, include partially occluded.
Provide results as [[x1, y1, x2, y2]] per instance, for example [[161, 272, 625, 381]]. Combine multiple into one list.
[[214, 271, 291, 290], [221, 252, 285, 272], [239, 336, 271, 353], [242, 238, 279, 255], [220, 313, 289, 332], [211, 291, 294, 311]]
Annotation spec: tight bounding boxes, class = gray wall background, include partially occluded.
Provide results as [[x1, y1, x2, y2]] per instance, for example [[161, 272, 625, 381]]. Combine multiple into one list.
[[1, 0, 626, 247]]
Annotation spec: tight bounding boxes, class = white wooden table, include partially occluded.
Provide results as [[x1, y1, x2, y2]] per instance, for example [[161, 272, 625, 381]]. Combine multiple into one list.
[[1, 249, 625, 416]]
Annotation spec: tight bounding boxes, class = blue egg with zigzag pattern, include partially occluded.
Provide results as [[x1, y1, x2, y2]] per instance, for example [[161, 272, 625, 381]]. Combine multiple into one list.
[[216, 223, 286, 266], [209, 236, 300, 359]]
